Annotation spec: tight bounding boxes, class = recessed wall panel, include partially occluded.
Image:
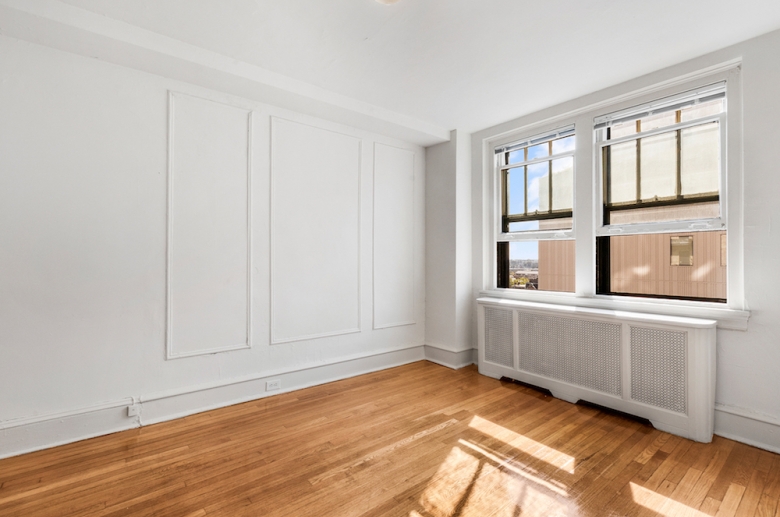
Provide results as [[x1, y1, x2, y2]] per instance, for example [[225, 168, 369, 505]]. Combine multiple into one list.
[[271, 118, 361, 343], [373, 143, 415, 328], [168, 93, 251, 358]]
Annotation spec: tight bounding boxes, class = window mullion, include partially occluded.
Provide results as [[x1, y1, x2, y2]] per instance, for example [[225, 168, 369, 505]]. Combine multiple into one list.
[[603, 129, 611, 225], [501, 168, 508, 233], [548, 141, 553, 214], [676, 109, 682, 199], [636, 119, 642, 203], [676, 128, 682, 199], [523, 162, 528, 216]]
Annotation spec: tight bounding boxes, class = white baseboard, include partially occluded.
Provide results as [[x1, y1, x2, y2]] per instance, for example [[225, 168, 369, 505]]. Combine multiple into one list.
[[0, 400, 138, 460], [715, 404, 780, 454], [0, 345, 425, 460], [423, 345, 476, 370], [140, 345, 425, 426]]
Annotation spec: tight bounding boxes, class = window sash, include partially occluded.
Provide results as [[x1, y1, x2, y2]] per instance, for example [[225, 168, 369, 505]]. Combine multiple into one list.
[[596, 114, 726, 235], [496, 129, 576, 241]]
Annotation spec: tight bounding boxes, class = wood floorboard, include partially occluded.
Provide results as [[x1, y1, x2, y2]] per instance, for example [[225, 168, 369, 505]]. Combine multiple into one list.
[[1, 361, 778, 516]]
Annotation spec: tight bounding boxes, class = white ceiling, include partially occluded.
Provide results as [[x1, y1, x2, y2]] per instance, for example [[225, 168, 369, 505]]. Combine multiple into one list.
[[45, 0, 780, 134]]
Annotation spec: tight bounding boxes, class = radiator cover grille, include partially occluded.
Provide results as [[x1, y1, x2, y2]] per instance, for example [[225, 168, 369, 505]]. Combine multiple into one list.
[[484, 307, 514, 367], [630, 326, 687, 414], [518, 312, 622, 396]]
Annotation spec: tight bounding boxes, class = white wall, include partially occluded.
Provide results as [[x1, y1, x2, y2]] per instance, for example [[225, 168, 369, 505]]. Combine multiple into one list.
[[425, 136, 457, 350], [0, 35, 426, 458], [425, 130, 474, 367], [471, 28, 780, 452]]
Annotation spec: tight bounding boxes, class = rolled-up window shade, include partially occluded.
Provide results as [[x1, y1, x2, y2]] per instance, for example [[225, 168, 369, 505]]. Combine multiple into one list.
[[496, 125, 575, 155], [594, 82, 725, 130]]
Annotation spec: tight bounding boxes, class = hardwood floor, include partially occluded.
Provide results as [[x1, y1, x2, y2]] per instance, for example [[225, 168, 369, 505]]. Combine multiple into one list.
[[1, 361, 778, 516]]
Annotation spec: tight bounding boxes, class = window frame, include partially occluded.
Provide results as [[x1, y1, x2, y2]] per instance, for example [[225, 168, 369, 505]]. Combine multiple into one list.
[[493, 126, 577, 292], [480, 65, 747, 328], [594, 83, 729, 303]]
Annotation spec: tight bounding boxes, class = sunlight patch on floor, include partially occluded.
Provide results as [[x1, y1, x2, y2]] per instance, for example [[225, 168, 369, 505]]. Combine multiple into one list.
[[469, 415, 575, 473], [416, 442, 573, 517], [458, 439, 568, 497], [630, 482, 708, 516], [419, 446, 480, 517], [458, 460, 570, 517]]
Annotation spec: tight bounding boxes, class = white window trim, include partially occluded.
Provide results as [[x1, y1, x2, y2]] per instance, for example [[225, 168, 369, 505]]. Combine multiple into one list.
[[480, 65, 748, 330]]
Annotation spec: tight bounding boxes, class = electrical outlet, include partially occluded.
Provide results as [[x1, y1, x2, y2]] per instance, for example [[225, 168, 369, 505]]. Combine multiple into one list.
[[127, 404, 141, 418], [266, 379, 281, 391]]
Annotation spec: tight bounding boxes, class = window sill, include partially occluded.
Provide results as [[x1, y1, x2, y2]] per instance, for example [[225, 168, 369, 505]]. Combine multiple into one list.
[[478, 289, 750, 331]]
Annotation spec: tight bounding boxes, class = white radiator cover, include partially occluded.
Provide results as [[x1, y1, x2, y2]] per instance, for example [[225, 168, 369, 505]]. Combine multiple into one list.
[[477, 297, 717, 442]]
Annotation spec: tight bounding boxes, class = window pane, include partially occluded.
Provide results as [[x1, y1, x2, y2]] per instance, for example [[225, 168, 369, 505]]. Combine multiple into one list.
[[607, 140, 637, 204], [552, 136, 575, 155], [508, 217, 572, 233], [552, 157, 573, 211], [539, 217, 572, 231], [507, 240, 574, 292], [527, 143, 549, 160], [507, 167, 525, 215], [508, 221, 539, 232], [508, 241, 539, 289], [600, 230, 726, 302], [527, 162, 549, 213], [680, 98, 724, 122], [639, 111, 677, 132], [507, 149, 524, 165], [640, 132, 677, 200], [539, 240, 575, 293], [610, 121, 636, 140], [681, 122, 720, 196]]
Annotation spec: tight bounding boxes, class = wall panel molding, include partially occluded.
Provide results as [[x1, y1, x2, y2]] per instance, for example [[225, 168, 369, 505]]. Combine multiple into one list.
[[270, 117, 362, 344], [373, 143, 416, 329], [166, 91, 253, 359]]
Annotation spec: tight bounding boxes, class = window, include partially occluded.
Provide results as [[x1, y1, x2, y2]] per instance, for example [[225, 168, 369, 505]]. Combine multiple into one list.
[[495, 126, 575, 292], [488, 72, 743, 315], [595, 83, 727, 302]]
